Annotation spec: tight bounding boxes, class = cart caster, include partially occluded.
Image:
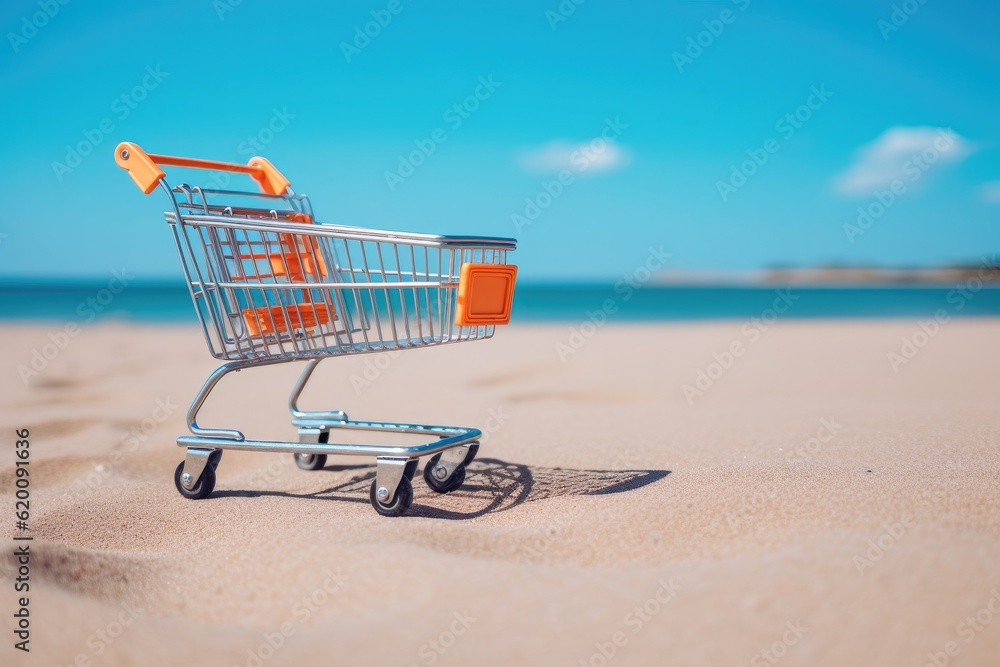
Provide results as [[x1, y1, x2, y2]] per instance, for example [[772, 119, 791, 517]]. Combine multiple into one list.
[[369, 476, 412, 517], [423, 450, 468, 494], [174, 448, 221, 500], [174, 460, 216, 500], [294, 453, 327, 471], [294, 429, 328, 470]]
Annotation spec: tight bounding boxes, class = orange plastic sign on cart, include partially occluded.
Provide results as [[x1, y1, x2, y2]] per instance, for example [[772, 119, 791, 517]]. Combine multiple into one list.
[[455, 263, 517, 326]]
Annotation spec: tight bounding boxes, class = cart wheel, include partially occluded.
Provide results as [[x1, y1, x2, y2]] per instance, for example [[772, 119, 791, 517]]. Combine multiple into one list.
[[423, 453, 467, 494], [174, 460, 216, 500], [294, 453, 327, 471], [369, 476, 413, 517]]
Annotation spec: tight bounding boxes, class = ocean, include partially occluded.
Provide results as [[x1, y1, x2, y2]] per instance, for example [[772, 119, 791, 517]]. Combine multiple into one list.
[[2, 281, 1000, 323]]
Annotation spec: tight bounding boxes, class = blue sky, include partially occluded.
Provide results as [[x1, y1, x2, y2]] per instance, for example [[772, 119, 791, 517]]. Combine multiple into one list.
[[0, 0, 997, 280]]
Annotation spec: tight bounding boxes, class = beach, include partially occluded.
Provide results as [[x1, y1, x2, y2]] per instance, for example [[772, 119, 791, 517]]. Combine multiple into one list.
[[2, 319, 999, 666]]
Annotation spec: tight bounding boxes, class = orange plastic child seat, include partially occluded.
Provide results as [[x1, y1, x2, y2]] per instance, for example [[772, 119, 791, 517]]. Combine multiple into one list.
[[242, 303, 335, 337], [269, 213, 328, 281]]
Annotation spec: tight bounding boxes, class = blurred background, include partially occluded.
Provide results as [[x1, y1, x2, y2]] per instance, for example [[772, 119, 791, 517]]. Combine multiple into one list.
[[1, 0, 998, 319]]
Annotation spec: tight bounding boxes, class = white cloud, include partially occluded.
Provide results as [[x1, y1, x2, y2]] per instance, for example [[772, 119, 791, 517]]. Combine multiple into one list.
[[518, 139, 630, 175], [981, 181, 1000, 204], [832, 126, 973, 196]]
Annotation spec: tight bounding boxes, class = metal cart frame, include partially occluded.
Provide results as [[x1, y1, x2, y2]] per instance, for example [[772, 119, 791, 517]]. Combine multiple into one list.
[[114, 142, 517, 516]]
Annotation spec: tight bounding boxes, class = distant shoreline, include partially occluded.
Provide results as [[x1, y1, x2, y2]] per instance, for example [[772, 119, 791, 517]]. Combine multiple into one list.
[[653, 265, 1000, 286]]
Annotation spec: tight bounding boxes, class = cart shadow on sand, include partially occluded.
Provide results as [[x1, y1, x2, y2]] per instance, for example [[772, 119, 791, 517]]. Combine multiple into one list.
[[214, 458, 670, 520]]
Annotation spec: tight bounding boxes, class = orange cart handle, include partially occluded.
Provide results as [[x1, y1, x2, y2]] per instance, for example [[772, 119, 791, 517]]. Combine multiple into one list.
[[114, 141, 291, 196]]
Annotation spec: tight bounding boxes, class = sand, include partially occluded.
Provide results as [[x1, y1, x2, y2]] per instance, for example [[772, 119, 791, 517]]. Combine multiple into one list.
[[1, 319, 999, 666]]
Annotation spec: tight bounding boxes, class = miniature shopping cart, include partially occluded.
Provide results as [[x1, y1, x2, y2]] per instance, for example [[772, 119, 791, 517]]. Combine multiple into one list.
[[114, 142, 517, 516]]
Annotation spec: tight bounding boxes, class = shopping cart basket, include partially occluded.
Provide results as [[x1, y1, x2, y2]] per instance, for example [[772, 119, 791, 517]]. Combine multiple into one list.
[[114, 142, 517, 516]]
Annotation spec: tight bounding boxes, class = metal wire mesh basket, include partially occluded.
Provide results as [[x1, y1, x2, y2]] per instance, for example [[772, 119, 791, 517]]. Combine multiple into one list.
[[169, 188, 516, 361]]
